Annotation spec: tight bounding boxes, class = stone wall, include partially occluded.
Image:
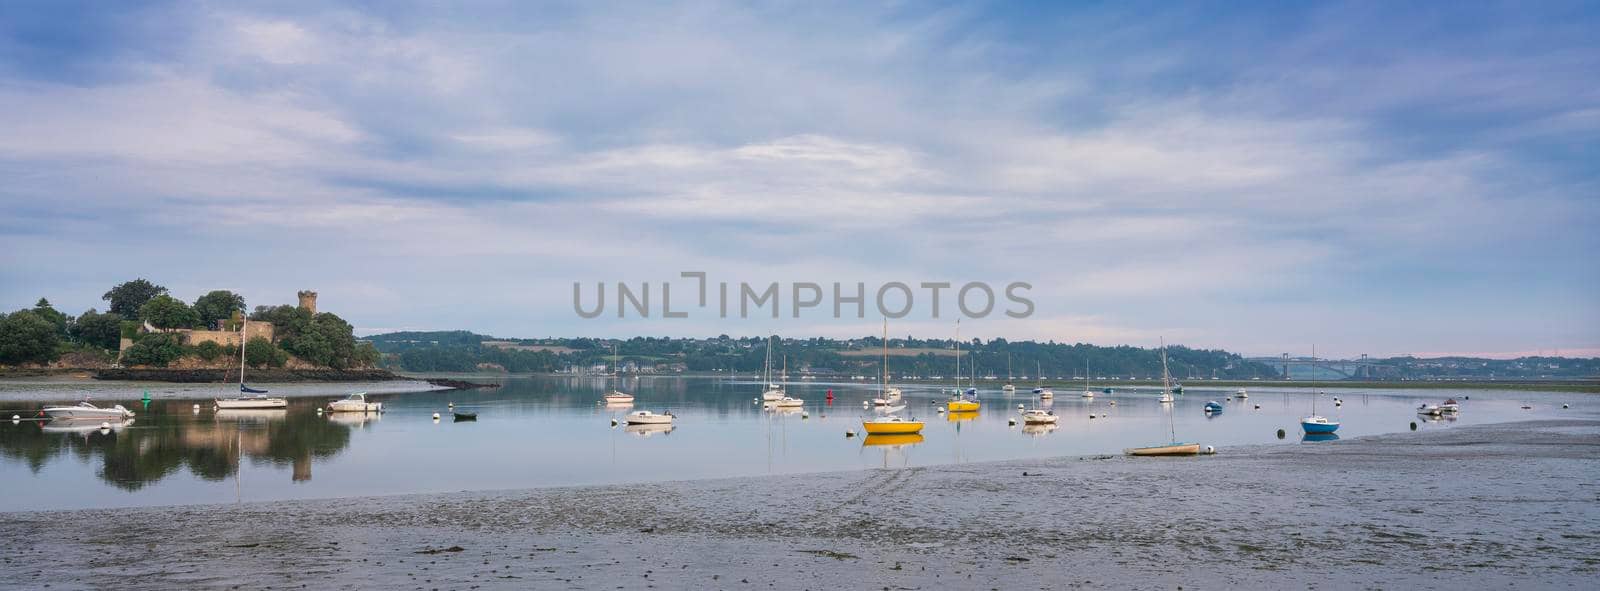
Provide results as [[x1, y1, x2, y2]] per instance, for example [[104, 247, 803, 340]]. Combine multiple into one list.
[[179, 322, 275, 347]]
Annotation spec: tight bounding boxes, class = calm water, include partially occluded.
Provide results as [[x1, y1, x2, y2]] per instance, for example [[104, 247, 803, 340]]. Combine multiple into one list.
[[0, 376, 1586, 511]]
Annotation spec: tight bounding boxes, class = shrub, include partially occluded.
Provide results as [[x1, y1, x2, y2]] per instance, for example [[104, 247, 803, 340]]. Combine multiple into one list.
[[195, 340, 226, 361]]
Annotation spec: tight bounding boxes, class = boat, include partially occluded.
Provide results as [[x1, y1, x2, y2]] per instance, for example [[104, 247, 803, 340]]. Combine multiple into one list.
[[42, 401, 134, 420], [760, 336, 785, 401], [946, 320, 981, 412], [863, 414, 924, 434], [1002, 354, 1016, 392], [772, 396, 804, 408], [870, 320, 904, 406], [1126, 339, 1200, 457], [1417, 403, 1442, 416], [1172, 383, 1184, 395], [1032, 361, 1050, 397], [625, 410, 674, 425], [1439, 398, 1460, 413], [452, 411, 478, 421], [1299, 346, 1340, 434], [1081, 359, 1094, 398], [215, 315, 287, 410], [42, 417, 134, 433], [1204, 401, 1223, 413], [1021, 408, 1057, 424], [602, 343, 635, 403], [327, 392, 382, 413], [1234, 388, 1248, 399]]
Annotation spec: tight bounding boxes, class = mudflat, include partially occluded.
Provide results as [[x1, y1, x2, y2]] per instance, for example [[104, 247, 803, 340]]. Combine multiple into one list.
[[3, 420, 1596, 590]]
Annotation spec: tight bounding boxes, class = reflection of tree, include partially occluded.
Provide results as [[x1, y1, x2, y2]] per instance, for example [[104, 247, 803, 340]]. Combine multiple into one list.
[[0, 402, 355, 490]]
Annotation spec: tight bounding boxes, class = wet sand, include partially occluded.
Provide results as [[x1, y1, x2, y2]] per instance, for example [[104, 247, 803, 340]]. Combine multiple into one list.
[[3, 419, 1597, 590]]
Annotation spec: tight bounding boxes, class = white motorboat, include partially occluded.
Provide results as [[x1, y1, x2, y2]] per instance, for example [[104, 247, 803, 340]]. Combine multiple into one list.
[[1439, 398, 1460, 413], [625, 410, 675, 425], [215, 395, 287, 410], [42, 401, 134, 420], [1417, 403, 1442, 416], [1038, 388, 1054, 399], [43, 417, 135, 433], [1021, 409, 1058, 424], [772, 397, 805, 408], [1235, 388, 1248, 399], [327, 392, 382, 413]]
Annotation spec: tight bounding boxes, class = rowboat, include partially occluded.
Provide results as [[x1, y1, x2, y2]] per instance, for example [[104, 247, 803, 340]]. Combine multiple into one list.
[[452, 412, 478, 421], [1126, 339, 1201, 457]]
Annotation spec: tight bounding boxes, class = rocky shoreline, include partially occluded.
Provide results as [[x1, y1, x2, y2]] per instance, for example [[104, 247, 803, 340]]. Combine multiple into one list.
[[2, 419, 1595, 590]]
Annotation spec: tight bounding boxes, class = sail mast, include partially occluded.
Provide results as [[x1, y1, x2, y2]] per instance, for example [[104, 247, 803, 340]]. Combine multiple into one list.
[[238, 314, 247, 388], [954, 320, 961, 393], [880, 319, 888, 395], [1161, 338, 1174, 442]]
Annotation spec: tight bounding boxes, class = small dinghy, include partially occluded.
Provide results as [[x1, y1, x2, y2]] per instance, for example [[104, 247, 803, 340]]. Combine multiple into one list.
[[452, 412, 478, 421], [1204, 401, 1223, 413]]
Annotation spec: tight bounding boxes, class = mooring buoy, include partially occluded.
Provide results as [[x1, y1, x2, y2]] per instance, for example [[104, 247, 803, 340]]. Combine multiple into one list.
[[1410, 422, 1417, 430], [1276, 428, 1286, 439]]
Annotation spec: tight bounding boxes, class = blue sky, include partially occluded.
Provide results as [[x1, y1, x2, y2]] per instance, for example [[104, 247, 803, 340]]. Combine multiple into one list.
[[1, 1, 1596, 359]]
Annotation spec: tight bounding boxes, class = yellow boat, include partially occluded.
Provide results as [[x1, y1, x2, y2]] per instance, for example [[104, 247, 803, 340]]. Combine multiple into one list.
[[862, 415, 925, 434], [1125, 442, 1200, 456], [862, 433, 924, 446], [946, 399, 980, 412]]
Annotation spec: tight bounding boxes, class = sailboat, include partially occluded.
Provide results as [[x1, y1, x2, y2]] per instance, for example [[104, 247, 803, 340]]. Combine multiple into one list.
[[1002, 354, 1016, 392], [1035, 361, 1053, 399], [769, 354, 805, 408], [863, 319, 924, 435], [1300, 345, 1340, 434], [946, 321, 980, 412], [215, 315, 287, 410], [1080, 359, 1094, 398], [1126, 339, 1200, 456], [760, 337, 785, 401], [602, 343, 635, 404], [870, 320, 903, 406]]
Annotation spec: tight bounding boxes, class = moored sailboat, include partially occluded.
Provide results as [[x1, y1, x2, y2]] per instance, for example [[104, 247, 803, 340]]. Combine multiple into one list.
[[1126, 339, 1201, 456], [215, 316, 287, 410]]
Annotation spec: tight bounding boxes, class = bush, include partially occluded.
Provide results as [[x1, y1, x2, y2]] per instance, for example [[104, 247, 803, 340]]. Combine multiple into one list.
[[70, 309, 123, 351], [244, 337, 288, 369], [121, 333, 184, 367], [195, 340, 226, 361], [139, 295, 201, 330]]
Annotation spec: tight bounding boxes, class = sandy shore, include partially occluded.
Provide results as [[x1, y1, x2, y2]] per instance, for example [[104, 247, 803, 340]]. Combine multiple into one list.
[[3, 419, 1597, 590]]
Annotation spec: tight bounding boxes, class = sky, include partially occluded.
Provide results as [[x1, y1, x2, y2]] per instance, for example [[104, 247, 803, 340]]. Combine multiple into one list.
[[0, 1, 1596, 359]]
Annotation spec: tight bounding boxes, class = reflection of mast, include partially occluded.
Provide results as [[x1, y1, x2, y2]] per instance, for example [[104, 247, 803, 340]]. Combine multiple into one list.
[[293, 451, 312, 482]]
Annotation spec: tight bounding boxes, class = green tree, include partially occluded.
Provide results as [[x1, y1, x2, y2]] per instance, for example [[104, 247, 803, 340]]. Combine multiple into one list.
[[275, 311, 358, 368], [194, 340, 226, 361], [120, 333, 184, 367], [353, 342, 381, 368], [244, 337, 288, 368], [70, 309, 123, 350], [139, 295, 201, 330], [0, 310, 63, 366], [193, 290, 246, 330], [103, 279, 168, 320], [31, 298, 69, 337]]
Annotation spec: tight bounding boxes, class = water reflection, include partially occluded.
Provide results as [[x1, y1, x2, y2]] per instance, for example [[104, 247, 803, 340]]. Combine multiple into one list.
[[1301, 433, 1341, 443], [0, 401, 353, 490]]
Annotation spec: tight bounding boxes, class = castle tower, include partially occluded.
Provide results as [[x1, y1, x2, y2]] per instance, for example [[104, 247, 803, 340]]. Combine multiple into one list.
[[297, 290, 318, 314]]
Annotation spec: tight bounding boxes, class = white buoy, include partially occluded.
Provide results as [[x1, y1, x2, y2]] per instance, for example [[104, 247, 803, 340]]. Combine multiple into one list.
[[1254, 404, 1261, 409], [1089, 414, 1097, 419], [192, 404, 200, 411], [316, 407, 324, 414], [1204, 446, 1216, 455], [1563, 404, 1570, 409], [937, 407, 946, 414], [1017, 403, 1025, 410], [10, 415, 18, 420], [448, 402, 455, 408], [100, 422, 111, 429], [801, 412, 809, 419], [432, 412, 440, 419], [1109, 401, 1116, 406], [1008, 418, 1016, 426], [611, 418, 618, 426]]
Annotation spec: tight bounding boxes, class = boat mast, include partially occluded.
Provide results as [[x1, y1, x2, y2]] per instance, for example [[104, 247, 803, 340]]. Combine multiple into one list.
[[238, 314, 247, 388], [880, 319, 888, 396], [1161, 338, 1175, 442], [954, 320, 961, 394]]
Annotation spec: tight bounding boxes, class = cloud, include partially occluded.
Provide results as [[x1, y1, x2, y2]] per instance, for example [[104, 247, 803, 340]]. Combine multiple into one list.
[[0, 1, 1595, 359]]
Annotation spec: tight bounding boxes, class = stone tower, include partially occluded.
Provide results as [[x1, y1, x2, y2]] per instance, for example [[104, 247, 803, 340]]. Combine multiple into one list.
[[297, 290, 318, 314]]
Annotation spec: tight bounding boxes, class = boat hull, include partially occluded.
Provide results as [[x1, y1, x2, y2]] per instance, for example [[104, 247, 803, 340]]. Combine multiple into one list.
[[947, 400, 980, 412], [1126, 443, 1201, 456], [215, 398, 287, 409], [862, 420, 924, 435], [328, 402, 382, 413], [42, 407, 131, 420], [1301, 421, 1340, 434]]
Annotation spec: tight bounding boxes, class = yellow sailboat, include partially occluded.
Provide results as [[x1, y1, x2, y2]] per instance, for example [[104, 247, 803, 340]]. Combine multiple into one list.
[[861, 320, 924, 435], [946, 319, 981, 412], [1126, 339, 1201, 457]]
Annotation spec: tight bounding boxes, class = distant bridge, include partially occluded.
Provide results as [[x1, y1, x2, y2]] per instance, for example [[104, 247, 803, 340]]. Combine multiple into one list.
[[1244, 356, 1399, 380]]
